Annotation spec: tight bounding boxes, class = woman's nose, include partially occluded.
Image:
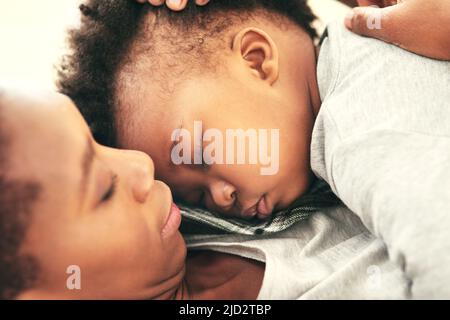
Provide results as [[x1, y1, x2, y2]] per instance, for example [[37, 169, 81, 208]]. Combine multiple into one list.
[[125, 150, 155, 203], [209, 180, 236, 209]]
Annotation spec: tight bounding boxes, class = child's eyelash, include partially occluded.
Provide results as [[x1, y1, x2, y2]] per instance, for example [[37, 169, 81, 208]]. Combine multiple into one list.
[[199, 190, 207, 208], [101, 174, 118, 203], [201, 161, 211, 171]]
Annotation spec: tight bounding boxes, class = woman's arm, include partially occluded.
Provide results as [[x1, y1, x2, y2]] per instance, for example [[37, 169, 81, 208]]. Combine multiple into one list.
[[345, 0, 450, 60]]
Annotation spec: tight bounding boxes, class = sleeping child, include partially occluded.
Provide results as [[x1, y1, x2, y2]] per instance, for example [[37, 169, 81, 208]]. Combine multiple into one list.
[[58, 0, 450, 297]]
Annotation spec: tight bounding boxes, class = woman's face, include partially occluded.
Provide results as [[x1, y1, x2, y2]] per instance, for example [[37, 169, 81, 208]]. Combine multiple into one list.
[[5, 91, 186, 299]]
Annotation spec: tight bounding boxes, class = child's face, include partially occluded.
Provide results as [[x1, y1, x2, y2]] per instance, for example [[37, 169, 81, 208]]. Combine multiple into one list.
[[4, 91, 186, 299], [116, 26, 320, 219]]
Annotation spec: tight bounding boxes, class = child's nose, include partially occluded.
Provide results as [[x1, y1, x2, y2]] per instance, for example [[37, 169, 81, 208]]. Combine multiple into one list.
[[209, 180, 236, 209]]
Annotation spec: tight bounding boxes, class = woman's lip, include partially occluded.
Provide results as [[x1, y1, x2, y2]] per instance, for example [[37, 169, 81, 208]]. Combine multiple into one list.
[[161, 203, 181, 239]]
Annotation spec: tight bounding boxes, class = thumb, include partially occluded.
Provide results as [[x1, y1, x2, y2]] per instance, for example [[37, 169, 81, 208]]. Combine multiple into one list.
[[344, 2, 450, 60], [344, 4, 405, 46]]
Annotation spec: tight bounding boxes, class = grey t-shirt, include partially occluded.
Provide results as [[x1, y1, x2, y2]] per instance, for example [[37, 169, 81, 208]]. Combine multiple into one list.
[[312, 21, 450, 298], [187, 205, 408, 299]]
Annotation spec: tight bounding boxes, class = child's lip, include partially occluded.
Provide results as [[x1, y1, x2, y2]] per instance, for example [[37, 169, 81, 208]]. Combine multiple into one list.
[[241, 204, 258, 218], [241, 195, 273, 219], [256, 195, 273, 219]]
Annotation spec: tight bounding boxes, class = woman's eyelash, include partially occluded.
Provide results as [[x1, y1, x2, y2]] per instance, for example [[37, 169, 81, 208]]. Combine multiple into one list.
[[101, 174, 118, 203]]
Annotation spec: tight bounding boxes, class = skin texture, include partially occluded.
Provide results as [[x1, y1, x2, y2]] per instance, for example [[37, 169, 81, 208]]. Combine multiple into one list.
[[116, 16, 322, 220], [2, 89, 263, 300]]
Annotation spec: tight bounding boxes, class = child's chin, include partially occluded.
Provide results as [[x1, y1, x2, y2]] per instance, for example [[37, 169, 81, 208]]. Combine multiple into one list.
[[256, 212, 273, 220]]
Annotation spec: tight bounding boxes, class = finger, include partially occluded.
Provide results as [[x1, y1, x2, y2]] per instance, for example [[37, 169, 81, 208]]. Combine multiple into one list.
[[344, 5, 404, 45], [148, 0, 165, 5], [383, 0, 399, 6], [357, 0, 398, 8], [195, 0, 210, 6], [357, 0, 384, 7], [345, 2, 450, 60], [166, 0, 188, 11]]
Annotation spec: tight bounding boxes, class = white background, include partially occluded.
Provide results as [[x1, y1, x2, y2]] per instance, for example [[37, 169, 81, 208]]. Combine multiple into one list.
[[0, 0, 349, 91]]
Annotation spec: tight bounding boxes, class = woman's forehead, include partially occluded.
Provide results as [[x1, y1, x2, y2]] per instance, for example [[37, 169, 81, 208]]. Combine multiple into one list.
[[2, 92, 88, 181]]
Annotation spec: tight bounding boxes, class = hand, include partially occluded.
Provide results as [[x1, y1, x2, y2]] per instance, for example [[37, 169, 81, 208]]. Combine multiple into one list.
[[136, 0, 210, 12], [345, 0, 450, 60]]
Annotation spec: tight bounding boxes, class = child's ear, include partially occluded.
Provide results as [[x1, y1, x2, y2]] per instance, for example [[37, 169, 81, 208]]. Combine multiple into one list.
[[232, 27, 279, 85]]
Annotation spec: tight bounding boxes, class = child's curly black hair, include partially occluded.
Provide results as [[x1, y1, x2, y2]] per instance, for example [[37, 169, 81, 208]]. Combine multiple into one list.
[[58, 0, 317, 147]]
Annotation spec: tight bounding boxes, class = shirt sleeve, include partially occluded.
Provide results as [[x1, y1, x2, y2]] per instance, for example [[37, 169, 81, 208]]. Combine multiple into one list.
[[326, 129, 450, 298]]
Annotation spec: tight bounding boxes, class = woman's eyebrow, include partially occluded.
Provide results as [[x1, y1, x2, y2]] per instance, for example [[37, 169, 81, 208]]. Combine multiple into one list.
[[80, 137, 95, 201]]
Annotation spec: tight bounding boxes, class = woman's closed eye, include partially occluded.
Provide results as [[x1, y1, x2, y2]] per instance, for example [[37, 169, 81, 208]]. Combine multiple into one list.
[[99, 173, 118, 205]]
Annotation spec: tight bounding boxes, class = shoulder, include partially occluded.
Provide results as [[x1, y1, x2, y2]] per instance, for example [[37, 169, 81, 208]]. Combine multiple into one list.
[[186, 250, 264, 300]]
